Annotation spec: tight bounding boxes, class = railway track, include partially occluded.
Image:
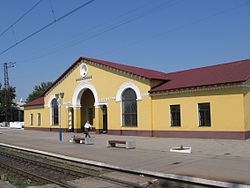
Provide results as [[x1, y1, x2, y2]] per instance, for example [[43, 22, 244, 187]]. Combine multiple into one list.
[[0, 146, 156, 188]]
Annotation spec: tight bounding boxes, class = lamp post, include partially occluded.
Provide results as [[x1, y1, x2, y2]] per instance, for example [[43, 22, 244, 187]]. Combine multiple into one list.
[[56, 92, 64, 143]]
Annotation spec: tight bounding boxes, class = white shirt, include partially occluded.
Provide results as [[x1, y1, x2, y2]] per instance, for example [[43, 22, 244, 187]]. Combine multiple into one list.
[[84, 122, 91, 129]]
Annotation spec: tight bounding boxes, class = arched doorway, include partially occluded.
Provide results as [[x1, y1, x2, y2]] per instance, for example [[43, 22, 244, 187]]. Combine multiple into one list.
[[80, 89, 95, 131]]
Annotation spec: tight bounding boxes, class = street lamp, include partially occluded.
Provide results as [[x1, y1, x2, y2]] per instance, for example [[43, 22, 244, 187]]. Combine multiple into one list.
[[56, 92, 64, 143]]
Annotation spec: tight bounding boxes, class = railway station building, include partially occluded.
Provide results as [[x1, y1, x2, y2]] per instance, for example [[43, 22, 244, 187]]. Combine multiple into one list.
[[24, 57, 250, 139]]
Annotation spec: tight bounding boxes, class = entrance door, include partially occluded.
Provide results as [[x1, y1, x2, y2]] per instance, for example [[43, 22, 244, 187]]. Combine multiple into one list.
[[86, 107, 94, 125], [80, 89, 95, 132], [102, 105, 108, 133]]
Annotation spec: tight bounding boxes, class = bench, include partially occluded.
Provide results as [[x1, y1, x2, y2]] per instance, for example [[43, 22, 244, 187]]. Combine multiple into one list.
[[70, 135, 93, 145], [106, 140, 136, 149]]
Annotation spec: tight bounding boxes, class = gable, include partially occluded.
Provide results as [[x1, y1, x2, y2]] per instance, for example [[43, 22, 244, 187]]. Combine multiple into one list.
[[43, 57, 169, 97], [43, 58, 153, 107]]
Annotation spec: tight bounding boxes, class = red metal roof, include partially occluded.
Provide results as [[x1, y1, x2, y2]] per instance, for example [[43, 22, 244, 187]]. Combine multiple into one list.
[[41, 56, 169, 97], [150, 59, 250, 93], [83, 57, 169, 80], [23, 97, 44, 107], [25, 58, 250, 107]]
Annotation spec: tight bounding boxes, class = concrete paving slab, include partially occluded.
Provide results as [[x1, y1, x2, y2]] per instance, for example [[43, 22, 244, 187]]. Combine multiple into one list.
[[0, 128, 250, 187], [0, 180, 16, 188], [68, 177, 125, 188]]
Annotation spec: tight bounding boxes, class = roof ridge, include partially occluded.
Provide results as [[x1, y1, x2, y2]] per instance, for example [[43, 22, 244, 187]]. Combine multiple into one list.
[[82, 56, 168, 77], [165, 58, 250, 75], [41, 56, 169, 97]]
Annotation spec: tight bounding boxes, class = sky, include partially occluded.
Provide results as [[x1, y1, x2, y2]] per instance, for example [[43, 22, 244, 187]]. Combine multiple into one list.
[[0, 0, 249, 101]]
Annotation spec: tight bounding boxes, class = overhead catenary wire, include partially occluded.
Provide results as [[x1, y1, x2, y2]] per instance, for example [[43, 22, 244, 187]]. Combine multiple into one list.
[[2, 0, 246, 66], [19, 0, 179, 64], [19, 0, 245, 65], [59, 0, 178, 50], [0, 0, 44, 39], [38, 0, 169, 50], [0, 0, 95, 57], [96, 1, 249, 58]]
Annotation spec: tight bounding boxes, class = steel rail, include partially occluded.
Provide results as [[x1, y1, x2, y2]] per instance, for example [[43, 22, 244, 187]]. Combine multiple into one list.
[[0, 146, 148, 188], [0, 160, 77, 188]]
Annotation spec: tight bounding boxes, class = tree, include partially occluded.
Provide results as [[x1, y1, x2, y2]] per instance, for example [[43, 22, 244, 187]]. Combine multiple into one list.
[[26, 81, 52, 103], [0, 84, 16, 122]]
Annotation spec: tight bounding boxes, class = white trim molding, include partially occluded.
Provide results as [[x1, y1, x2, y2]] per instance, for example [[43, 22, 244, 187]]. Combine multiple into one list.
[[141, 93, 149, 97], [95, 102, 108, 107], [48, 95, 57, 126], [73, 106, 81, 110], [115, 82, 142, 102], [47, 94, 57, 108], [99, 96, 116, 102], [72, 82, 99, 107], [116, 82, 141, 127], [150, 82, 247, 97]]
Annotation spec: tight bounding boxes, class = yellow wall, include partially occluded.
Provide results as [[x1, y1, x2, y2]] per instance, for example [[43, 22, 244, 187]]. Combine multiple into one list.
[[152, 88, 245, 131], [243, 80, 250, 131], [24, 107, 45, 128], [42, 61, 152, 130], [24, 59, 249, 134], [153, 89, 244, 131], [107, 95, 152, 131]]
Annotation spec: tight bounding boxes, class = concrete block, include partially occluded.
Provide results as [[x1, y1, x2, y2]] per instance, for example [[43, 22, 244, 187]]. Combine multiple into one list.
[[106, 140, 136, 149], [106, 140, 111, 147], [126, 141, 136, 149]]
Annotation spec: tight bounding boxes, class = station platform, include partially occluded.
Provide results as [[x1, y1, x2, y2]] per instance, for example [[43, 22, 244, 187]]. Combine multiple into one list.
[[0, 128, 250, 187]]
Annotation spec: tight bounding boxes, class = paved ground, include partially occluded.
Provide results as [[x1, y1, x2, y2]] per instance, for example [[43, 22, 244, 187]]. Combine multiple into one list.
[[0, 128, 250, 187]]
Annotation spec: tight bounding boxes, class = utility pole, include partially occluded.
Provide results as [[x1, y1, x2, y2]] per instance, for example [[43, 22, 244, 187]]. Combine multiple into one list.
[[3, 62, 16, 123], [4, 62, 15, 88]]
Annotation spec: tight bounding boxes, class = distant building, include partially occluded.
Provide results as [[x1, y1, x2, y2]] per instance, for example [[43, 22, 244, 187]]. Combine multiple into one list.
[[23, 57, 250, 139], [16, 101, 25, 122], [0, 100, 25, 126]]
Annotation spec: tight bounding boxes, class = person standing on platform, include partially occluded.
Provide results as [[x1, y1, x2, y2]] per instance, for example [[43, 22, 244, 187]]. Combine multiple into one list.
[[84, 121, 92, 138]]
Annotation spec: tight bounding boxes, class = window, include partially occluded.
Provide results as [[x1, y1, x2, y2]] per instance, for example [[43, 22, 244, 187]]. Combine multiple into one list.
[[37, 113, 41, 126], [122, 88, 137, 127], [198, 103, 211, 126], [52, 99, 59, 125], [170, 105, 181, 127], [30, 114, 33, 126]]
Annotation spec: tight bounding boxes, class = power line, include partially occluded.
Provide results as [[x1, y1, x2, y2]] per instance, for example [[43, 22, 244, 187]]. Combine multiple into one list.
[[63, 0, 178, 49], [96, 1, 249, 58], [0, 0, 95, 57], [8, 0, 247, 66], [0, 0, 44, 38], [18, 0, 179, 64]]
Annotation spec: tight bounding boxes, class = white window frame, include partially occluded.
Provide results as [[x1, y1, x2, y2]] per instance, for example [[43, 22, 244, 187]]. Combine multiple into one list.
[[197, 102, 211, 127], [116, 82, 141, 127], [30, 113, 33, 126], [37, 113, 41, 126], [50, 98, 59, 126], [121, 88, 138, 127], [169, 104, 181, 127]]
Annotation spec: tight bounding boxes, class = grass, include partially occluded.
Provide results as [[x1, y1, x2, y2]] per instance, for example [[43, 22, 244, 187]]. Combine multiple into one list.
[[6, 171, 42, 188]]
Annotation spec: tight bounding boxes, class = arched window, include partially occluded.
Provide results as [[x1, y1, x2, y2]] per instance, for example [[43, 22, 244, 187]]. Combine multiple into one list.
[[122, 88, 137, 127], [51, 99, 59, 125]]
